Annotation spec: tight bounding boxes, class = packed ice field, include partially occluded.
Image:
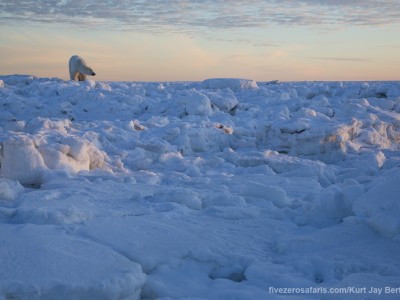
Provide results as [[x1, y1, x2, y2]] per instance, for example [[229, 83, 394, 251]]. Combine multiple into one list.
[[1, 75, 400, 299]]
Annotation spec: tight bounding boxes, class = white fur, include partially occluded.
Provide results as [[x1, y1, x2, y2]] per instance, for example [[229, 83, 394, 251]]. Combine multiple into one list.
[[69, 55, 96, 81]]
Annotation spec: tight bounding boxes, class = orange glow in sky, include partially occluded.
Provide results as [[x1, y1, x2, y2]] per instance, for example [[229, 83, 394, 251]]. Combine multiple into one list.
[[0, 1, 399, 81]]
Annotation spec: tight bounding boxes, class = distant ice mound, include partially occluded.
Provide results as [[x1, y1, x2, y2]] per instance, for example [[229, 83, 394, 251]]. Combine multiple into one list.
[[0, 74, 38, 85], [201, 78, 258, 91]]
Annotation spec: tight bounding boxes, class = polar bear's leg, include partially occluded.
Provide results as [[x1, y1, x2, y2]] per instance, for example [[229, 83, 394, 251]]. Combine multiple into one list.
[[77, 73, 87, 81], [70, 68, 78, 80]]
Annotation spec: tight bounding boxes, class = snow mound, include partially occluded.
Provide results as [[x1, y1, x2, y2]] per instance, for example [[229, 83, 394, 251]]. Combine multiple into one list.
[[0, 136, 48, 186], [0, 179, 24, 201], [148, 187, 203, 210], [205, 90, 239, 113], [0, 128, 109, 186], [0, 224, 146, 300], [353, 173, 400, 239], [201, 78, 259, 91], [182, 90, 213, 116], [39, 136, 108, 173]]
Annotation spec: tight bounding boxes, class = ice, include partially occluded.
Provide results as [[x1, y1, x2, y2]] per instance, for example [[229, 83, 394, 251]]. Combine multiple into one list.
[[0, 74, 37, 85], [237, 181, 290, 208], [201, 78, 259, 91], [181, 90, 213, 116], [1, 75, 400, 299], [0, 179, 24, 201], [204, 89, 239, 113], [0, 127, 109, 186], [0, 224, 146, 300], [353, 172, 400, 239], [0, 136, 48, 186]]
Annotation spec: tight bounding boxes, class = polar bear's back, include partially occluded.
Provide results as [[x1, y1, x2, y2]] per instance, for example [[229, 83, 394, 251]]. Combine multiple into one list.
[[69, 55, 85, 67]]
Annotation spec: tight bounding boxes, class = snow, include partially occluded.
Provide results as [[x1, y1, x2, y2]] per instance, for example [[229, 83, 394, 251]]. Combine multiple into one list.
[[1, 75, 400, 299], [353, 172, 400, 238], [201, 78, 259, 91]]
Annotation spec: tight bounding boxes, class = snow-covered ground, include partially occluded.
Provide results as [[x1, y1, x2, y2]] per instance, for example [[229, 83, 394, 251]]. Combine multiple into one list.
[[1, 75, 400, 299]]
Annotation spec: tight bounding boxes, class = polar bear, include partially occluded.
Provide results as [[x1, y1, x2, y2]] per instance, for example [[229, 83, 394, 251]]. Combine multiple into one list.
[[69, 55, 96, 81]]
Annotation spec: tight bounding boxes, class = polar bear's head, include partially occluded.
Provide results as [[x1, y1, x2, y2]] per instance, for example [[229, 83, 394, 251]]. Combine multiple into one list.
[[85, 66, 96, 76]]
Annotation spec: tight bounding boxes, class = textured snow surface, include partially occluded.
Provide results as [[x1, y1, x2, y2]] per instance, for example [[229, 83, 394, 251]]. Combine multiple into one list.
[[1, 75, 400, 299]]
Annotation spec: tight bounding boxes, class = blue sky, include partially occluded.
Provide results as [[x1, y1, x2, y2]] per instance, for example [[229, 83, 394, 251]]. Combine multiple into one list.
[[0, 0, 399, 81]]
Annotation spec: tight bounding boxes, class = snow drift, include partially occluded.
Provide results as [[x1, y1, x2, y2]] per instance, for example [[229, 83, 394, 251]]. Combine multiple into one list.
[[1, 75, 400, 299]]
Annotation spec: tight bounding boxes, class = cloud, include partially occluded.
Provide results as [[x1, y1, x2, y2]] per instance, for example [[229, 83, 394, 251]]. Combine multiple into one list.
[[1, 0, 400, 33]]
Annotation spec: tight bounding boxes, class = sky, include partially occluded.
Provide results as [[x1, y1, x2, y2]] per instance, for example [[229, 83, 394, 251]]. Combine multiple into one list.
[[0, 0, 399, 82]]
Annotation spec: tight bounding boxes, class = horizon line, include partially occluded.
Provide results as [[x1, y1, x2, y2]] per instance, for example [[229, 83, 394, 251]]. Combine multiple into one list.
[[0, 73, 399, 84]]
